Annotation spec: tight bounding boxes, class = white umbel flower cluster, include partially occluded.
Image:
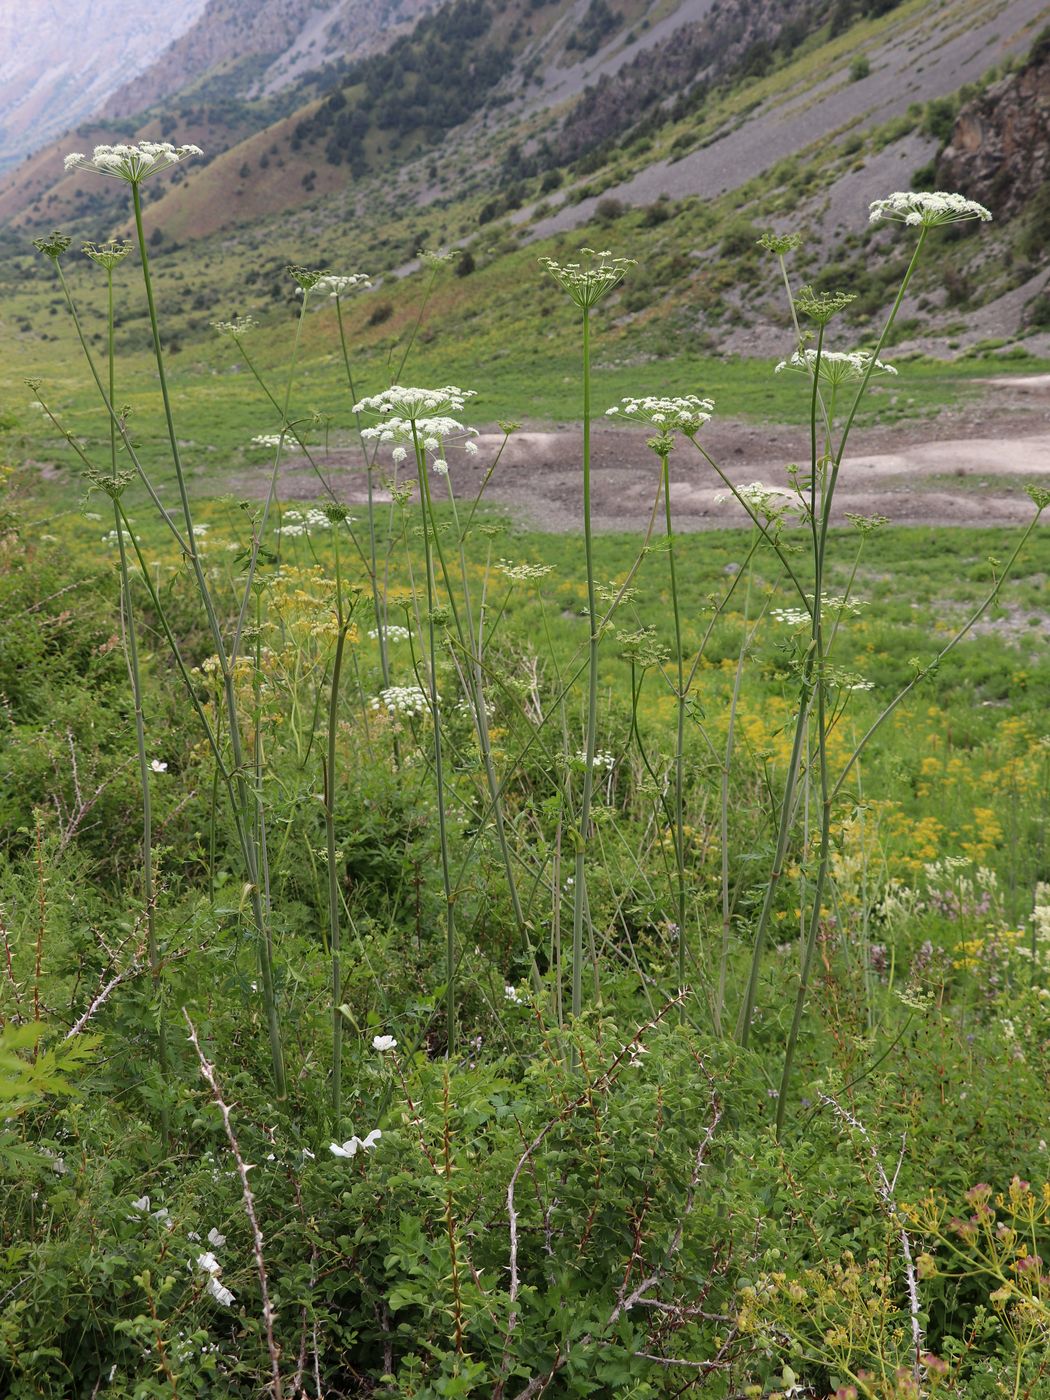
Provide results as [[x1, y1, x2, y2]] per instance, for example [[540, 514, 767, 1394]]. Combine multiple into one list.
[[64, 141, 203, 184], [770, 607, 811, 627], [371, 685, 432, 718], [868, 191, 992, 227], [540, 248, 636, 307], [360, 415, 478, 450], [213, 316, 257, 338], [368, 624, 410, 641], [774, 349, 898, 384], [605, 394, 714, 431], [316, 273, 371, 297], [576, 748, 616, 771], [276, 508, 334, 538], [716, 481, 794, 514], [353, 385, 476, 419], [496, 559, 555, 581]]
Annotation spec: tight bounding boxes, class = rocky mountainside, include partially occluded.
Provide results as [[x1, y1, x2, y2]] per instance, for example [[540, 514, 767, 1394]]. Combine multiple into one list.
[[102, 0, 440, 118], [937, 28, 1050, 220], [0, 0, 207, 170]]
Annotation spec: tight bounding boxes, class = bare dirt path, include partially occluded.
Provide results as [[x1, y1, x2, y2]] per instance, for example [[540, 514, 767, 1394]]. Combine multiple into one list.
[[235, 376, 1050, 533]]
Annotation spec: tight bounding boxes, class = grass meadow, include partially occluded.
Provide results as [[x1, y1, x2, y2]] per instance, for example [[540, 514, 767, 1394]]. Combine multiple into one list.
[[1, 172, 1049, 1400]]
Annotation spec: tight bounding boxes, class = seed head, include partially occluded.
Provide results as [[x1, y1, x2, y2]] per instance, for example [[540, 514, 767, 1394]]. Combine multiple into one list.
[[794, 286, 856, 325], [82, 239, 134, 270], [32, 231, 73, 260], [287, 265, 329, 293], [757, 231, 803, 255]]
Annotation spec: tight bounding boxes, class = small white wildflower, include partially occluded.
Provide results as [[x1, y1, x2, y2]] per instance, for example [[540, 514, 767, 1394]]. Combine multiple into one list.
[[330, 1129, 382, 1158], [504, 984, 524, 1004], [150, 759, 168, 773], [463, 440, 479, 456], [868, 191, 992, 227], [64, 141, 202, 184], [433, 458, 449, 475], [391, 445, 409, 464], [251, 433, 283, 449], [368, 624, 410, 641], [205, 1277, 235, 1307], [372, 1035, 397, 1052]]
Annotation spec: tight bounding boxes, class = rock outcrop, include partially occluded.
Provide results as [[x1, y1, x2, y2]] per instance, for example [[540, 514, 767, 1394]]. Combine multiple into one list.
[[936, 29, 1050, 217]]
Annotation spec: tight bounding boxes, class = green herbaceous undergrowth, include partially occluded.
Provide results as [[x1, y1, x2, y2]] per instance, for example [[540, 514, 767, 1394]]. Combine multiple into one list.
[[1, 168, 1049, 1400]]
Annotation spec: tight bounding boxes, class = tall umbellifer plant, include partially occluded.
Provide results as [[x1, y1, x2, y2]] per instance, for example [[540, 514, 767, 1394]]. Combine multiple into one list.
[[713, 193, 1046, 1130], [353, 385, 480, 1053], [31, 231, 172, 1135], [604, 397, 715, 1003], [539, 249, 634, 1029], [55, 141, 290, 1098]]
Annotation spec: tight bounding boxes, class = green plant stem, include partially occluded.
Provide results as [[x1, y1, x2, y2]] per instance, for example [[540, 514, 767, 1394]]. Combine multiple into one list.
[[412, 426, 457, 1052], [735, 662, 814, 1048], [443, 476, 540, 990], [105, 264, 168, 1140], [130, 185, 286, 1099], [660, 450, 688, 1003], [335, 296, 391, 691], [326, 530, 351, 1131], [572, 306, 599, 1030]]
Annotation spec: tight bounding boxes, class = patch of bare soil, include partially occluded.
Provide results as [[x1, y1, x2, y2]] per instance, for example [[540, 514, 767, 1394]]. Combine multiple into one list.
[[232, 382, 1050, 534]]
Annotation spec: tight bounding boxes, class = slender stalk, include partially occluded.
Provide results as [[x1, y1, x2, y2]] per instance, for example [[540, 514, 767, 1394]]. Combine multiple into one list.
[[325, 529, 351, 1130], [660, 449, 688, 1004], [572, 306, 599, 1028], [412, 425, 457, 1052], [105, 261, 169, 1138], [334, 296, 391, 691], [443, 475, 540, 990], [130, 186, 286, 1098]]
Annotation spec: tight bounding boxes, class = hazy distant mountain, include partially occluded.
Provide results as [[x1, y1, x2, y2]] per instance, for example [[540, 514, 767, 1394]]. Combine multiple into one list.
[[102, 0, 441, 119], [0, 0, 208, 169]]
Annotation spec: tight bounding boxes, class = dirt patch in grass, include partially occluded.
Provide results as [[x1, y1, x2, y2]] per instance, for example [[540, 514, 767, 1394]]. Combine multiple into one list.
[[229, 386, 1050, 533]]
